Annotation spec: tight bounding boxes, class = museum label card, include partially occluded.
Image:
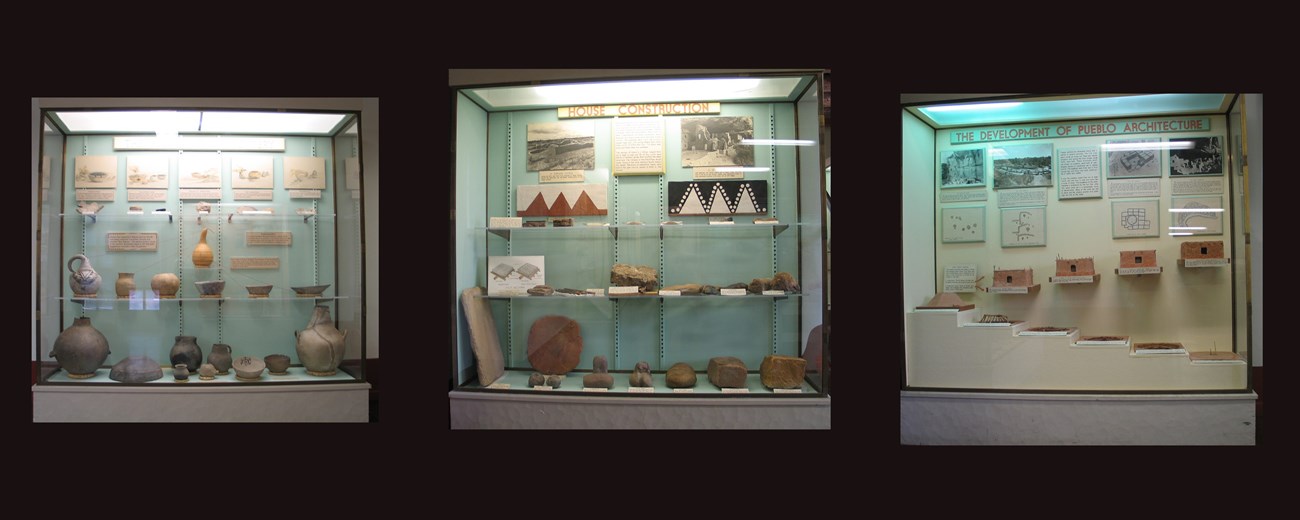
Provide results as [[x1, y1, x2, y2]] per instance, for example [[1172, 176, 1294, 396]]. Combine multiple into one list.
[[1171, 176, 1225, 195], [289, 190, 322, 199], [627, 387, 655, 393], [1057, 146, 1102, 199], [943, 264, 978, 293], [586, 288, 604, 296], [721, 388, 750, 393], [721, 288, 747, 296], [998, 187, 1048, 208], [1183, 258, 1230, 267], [608, 286, 639, 295], [582, 387, 608, 392], [659, 290, 682, 296], [247, 232, 292, 247], [230, 257, 280, 270], [773, 388, 802, 394], [988, 286, 1032, 294], [940, 190, 988, 203], [1050, 275, 1097, 283], [127, 208, 144, 215], [489, 217, 523, 228], [1118, 267, 1162, 275], [106, 233, 158, 252], [540, 170, 586, 183], [179, 189, 222, 200], [762, 290, 785, 296], [693, 167, 743, 180], [709, 220, 736, 225], [532, 386, 553, 391], [76, 189, 116, 202], [1108, 178, 1160, 198], [486, 383, 510, 389], [127, 189, 168, 202], [233, 189, 275, 201], [672, 388, 694, 393]]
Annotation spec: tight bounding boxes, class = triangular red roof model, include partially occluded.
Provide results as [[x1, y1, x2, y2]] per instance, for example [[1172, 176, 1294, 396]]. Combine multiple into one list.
[[549, 192, 572, 216], [570, 191, 607, 216], [519, 193, 549, 217]]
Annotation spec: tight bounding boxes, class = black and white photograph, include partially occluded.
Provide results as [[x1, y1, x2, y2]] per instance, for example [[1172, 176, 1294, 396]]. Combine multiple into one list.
[[939, 149, 985, 188], [680, 116, 755, 167], [1169, 136, 1223, 176], [992, 143, 1053, 189], [1105, 138, 1162, 178], [527, 121, 596, 172]]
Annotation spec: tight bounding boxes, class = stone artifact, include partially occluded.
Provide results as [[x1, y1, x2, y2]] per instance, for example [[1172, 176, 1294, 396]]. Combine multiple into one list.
[[461, 287, 506, 387], [51, 317, 111, 378], [662, 283, 702, 295], [173, 364, 190, 382], [528, 372, 546, 387], [748, 278, 770, 294], [625, 221, 644, 225], [582, 356, 614, 389], [919, 292, 972, 311], [724, 282, 748, 290], [197, 363, 218, 380], [291, 284, 331, 297], [771, 272, 800, 292], [556, 288, 586, 295], [700, 285, 720, 295], [208, 343, 233, 375], [526, 315, 583, 374], [296, 305, 348, 376], [552, 218, 574, 227], [194, 280, 225, 298], [233, 356, 266, 380], [527, 284, 555, 296], [665, 362, 697, 388], [760, 355, 807, 389], [545, 375, 563, 388], [707, 356, 748, 388], [661, 220, 682, 225], [109, 356, 163, 383], [610, 263, 658, 293], [151, 272, 180, 299], [523, 220, 547, 227], [128, 206, 142, 212], [192, 227, 214, 268], [629, 361, 653, 387], [265, 354, 291, 375], [67, 254, 102, 298], [115, 273, 136, 299], [245, 284, 273, 298], [170, 336, 204, 372]]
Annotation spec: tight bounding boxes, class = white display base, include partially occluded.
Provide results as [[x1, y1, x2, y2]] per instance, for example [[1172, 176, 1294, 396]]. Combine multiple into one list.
[[906, 311, 1245, 390], [901, 391, 1255, 445], [1179, 258, 1231, 268], [986, 284, 1040, 294], [33, 382, 370, 422], [449, 390, 830, 429], [1116, 267, 1163, 275], [1049, 274, 1100, 284]]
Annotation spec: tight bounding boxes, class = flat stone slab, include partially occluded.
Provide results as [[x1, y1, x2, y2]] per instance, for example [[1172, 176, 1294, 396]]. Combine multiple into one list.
[[708, 356, 748, 388], [760, 355, 807, 389], [527, 315, 583, 375]]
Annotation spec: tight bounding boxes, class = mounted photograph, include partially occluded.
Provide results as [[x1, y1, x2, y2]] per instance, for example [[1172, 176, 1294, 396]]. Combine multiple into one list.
[[680, 116, 755, 167], [527, 121, 595, 172], [992, 143, 1052, 189], [939, 149, 985, 189], [1105, 138, 1162, 178], [1169, 136, 1223, 176]]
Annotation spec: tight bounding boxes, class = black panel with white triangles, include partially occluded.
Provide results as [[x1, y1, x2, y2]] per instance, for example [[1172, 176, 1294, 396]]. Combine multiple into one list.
[[667, 180, 768, 216]]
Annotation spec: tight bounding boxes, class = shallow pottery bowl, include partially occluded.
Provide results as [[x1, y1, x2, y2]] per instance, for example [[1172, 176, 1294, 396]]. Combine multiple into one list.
[[245, 284, 273, 298], [264, 354, 291, 374], [194, 280, 226, 298], [291, 284, 330, 297], [109, 356, 163, 383], [232, 356, 265, 380]]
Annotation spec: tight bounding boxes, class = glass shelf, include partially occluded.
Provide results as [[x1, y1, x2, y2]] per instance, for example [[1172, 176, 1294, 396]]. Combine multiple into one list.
[[60, 296, 347, 303], [477, 293, 801, 301], [485, 222, 792, 239], [60, 212, 175, 223]]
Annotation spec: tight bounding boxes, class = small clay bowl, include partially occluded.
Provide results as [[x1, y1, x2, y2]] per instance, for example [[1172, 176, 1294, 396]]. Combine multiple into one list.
[[194, 280, 226, 298], [232, 356, 265, 381], [245, 284, 273, 298], [265, 354, 291, 375], [291, 284, 331, 297], [197, 363, 218, 380]]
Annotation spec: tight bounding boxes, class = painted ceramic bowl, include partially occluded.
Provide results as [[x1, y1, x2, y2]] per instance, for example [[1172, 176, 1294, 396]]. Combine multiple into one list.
[[194, 280, 226, 298], [245, 284, 273, 298], [291, 284, 330, 297], [264, 354, 291, 374], [232, 356, 265, 380]]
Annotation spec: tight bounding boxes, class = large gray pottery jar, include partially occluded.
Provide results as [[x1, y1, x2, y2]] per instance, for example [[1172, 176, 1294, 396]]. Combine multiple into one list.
[[109, 356, 163, 383], [295, 305, 347, 376], [51, 317, 111, 378], [170, 336, 203, 371], [208, 343, 233, 375]]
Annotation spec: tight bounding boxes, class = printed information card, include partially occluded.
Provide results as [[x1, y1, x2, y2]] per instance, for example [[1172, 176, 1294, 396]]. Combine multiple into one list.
[[1057, 146, 1102, 199], [943, 264, 978, 293]]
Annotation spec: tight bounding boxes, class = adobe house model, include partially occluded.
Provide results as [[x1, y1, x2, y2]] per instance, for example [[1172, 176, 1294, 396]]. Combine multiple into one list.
[[1181, 241, 1224, 259], [1120, 250, 1157, 268], [1055, 257, 1095, 276], [993, 267, 1033, 287]]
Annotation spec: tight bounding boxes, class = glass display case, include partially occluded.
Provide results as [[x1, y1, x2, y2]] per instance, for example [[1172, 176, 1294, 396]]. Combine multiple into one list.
[[34, 107, 368, 395], [901, 94, 1254, 393], [451, 72, 828, 417]]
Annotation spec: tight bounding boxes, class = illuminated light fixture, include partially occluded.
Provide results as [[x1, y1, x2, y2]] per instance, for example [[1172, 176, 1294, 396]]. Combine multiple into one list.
[[714, 167, 771, 172], [198, 112, 346, 134], [741, 139, 815, 146], [531, 78, 763, 106], [1168, 226, 1208, 230], [153, 110, 180, 139], [1169, 232, 1194, 236], [54, 110, 345, 135], [1169, 208, 1224, 213], [923, 102, 1023, 112], [1101, 141, 1194, 150]]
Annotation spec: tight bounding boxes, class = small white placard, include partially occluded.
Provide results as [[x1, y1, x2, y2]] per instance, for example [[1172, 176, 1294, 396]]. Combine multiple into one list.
[[233, 189, 275, 201], [940, 190, 988, 203], [608, 286, 640, 295], [997, 187, 1048, 208], [127, 189, 168, 202], [75, 189, 116, 201], [230, 257, 281, 270], [289, 190, 322, 199], [693, 167, 743, 180], [486, 383, 510, 389], [721, 388, 750, 393], [540, 170, 586, 183], [586, 288, 604, 296], [532, 385, 553, 391], [762, 290, 785, 296], [708, 220, 736, 225], [659, 290, 682, 296], [1171, 176, 1225, 195], [773, 388, 803, 394], [672, 388, 694, 393], [490, 217, 523, 228], [582, 387, 608, 392], [1050, 275, 1097, 284], [721, 288, 747, 296], [106, 232, 158, 252], [1183, 258, 1230, 267], [1117, 267, 1162, 275], [1108, 178, 1161, 198], [246, 232, 292, 247], [943, 264, 978, 293], [179, 188, 222, 200], [126, 208, 144, 215], [987, 286, 1033, 294], [627, 387, 655, 393]]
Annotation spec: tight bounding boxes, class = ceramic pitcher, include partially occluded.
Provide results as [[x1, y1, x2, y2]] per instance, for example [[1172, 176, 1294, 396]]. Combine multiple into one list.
[[296, 306, 347, 376], [67, 254, 101, 297]]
